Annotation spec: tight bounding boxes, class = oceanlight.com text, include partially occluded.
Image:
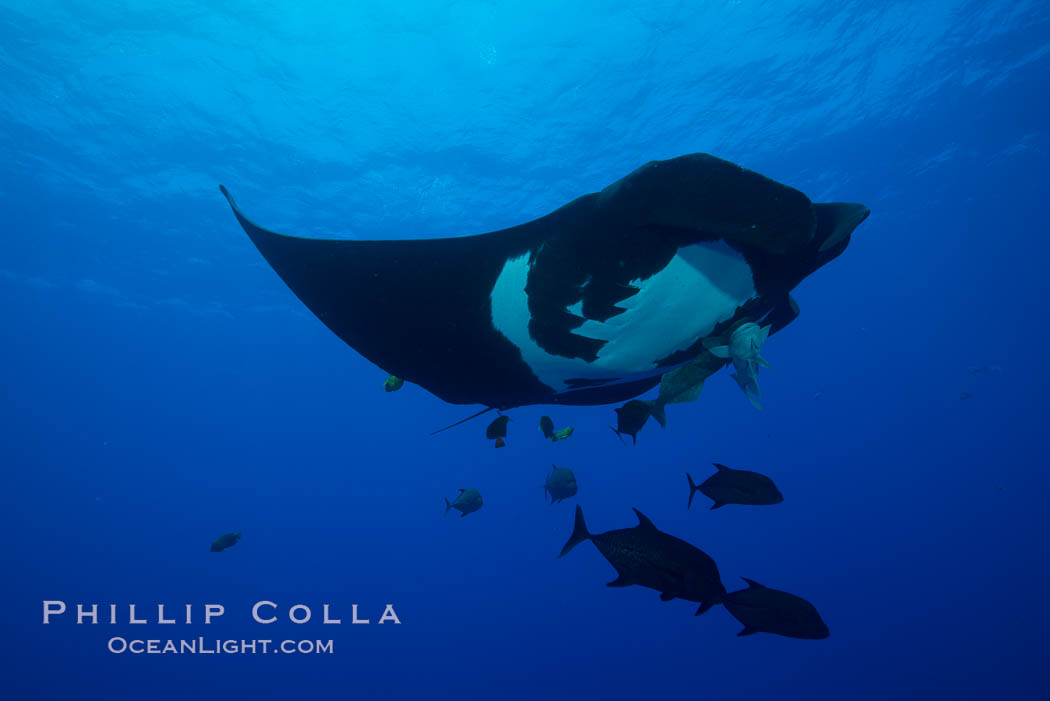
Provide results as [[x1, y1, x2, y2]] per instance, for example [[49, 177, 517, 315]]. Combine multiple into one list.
[[107, 637, 334, 655]]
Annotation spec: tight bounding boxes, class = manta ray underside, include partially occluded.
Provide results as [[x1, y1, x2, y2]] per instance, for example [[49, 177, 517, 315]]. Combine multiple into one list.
[[221, 153, 869, 410]]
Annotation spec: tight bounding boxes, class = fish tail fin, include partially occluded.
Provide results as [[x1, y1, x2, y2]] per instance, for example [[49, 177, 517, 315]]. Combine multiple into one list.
[[558, 505, 590, 558], [648, 400, 667, 429], [444, 497, 452, 515], [694, 594, 724, 616], [686, 473, 698, 509], [746, 390, 764, 410]]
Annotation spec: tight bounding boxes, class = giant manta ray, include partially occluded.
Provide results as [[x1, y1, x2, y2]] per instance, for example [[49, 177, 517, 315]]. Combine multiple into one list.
[[220, 153, 869, 410]]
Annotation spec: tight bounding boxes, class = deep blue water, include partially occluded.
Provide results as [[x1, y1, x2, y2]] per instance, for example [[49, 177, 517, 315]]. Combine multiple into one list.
[[2, 1, 1049, 699]]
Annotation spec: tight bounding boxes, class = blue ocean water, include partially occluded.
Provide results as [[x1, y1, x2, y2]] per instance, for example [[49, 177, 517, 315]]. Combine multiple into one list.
[[2, 1, 1048, 698]]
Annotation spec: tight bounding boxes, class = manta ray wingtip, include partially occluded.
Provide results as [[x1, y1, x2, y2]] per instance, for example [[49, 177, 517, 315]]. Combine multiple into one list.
[[218, 184, 237, 206]]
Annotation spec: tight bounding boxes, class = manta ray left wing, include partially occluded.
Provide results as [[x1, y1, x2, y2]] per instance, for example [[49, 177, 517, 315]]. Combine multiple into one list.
[[220, 185, 553, 408]]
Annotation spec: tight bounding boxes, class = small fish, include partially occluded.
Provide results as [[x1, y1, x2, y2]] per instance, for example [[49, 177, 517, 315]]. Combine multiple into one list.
[[543, 464, 578, 504], [383, 375, 404, 392], [706, 322, 770, 409], [551, 426, 574, 442], [723, 578, 829, 639], [687, 464, 784, 510], [210, 532, 241, 552], [610, 399, 664, 444], [486, 415, 511, 447], [444, 488, 483, 517], [539, 415, 555, 440], [559, 506, 725, 615], [813, 390, 824, 400], [540, 416, 573, 442], [959, 392, 975, 401]]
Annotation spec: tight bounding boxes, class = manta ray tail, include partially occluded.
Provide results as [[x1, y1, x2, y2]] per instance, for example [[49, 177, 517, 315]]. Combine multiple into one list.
[[430, 407, 495, 436]]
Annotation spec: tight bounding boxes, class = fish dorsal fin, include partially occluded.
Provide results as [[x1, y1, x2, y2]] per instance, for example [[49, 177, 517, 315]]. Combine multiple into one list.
[[741, 577, 764, 589], [713, 463, 730, 472], [632, 508, 657, 530], [707, 344, 730, 359]]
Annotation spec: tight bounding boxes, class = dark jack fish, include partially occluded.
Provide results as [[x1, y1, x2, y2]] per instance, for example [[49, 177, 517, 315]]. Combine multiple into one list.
[[445, 488, 483, 517], [486, 415, 510, 448], [723, 578, 829, 639], [210, 532, 241, 552], [610, 399, 665, 444], [221, 153, 869, 411], [543, 464, 578, 504], [687, 463, 784, 509], [559, 505, 725, 615]]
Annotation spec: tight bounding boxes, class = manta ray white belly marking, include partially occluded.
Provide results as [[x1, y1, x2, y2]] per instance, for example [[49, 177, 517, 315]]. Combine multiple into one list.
[[489, 240, 757, 392]]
